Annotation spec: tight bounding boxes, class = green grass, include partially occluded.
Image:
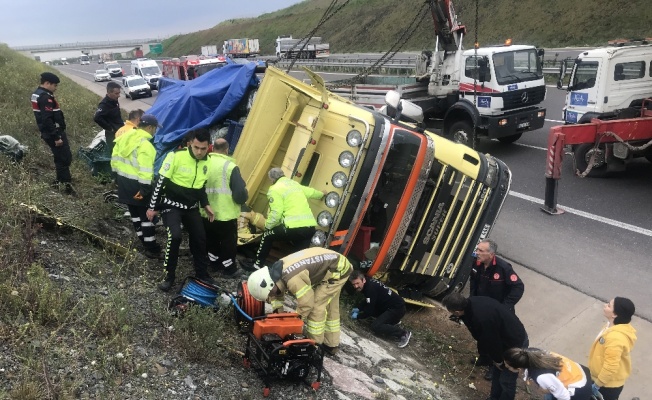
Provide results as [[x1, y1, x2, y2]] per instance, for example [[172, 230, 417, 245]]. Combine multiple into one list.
[[0, 44, 245, 397], [158, 0, 652, 57]]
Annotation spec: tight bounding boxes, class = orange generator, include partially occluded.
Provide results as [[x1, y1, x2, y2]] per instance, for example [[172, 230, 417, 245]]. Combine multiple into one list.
[[235, 282, 324, 397]]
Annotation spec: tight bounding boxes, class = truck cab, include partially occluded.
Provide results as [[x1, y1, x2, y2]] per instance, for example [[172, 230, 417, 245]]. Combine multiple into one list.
[[234, 67, 511, 298], [559, 43, 652, 124]]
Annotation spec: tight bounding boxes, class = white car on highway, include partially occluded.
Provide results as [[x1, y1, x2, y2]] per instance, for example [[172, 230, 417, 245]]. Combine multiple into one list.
[[122, 75, 152, 100], [94, 70, 111, 82]]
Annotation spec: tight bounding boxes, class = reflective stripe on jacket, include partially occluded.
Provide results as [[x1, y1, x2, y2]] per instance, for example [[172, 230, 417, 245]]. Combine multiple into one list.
[[269, 248, 352, 314], [265, 176, 322, 229], [111, 129, 155, 184], [203, 153, 240, 221]]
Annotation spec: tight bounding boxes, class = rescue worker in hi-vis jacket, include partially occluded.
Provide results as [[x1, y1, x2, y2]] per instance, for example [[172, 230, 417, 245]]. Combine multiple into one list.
[[246, 167, 325, 271], [247, 248, 352, 355]]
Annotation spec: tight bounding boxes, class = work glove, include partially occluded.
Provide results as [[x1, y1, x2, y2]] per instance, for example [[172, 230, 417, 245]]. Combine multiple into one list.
[[448, 314, 461, 324], [351, 308, 359, 319], [591, 383, 604, 400]]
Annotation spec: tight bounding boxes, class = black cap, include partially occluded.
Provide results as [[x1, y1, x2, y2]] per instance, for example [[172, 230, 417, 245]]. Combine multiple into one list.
[[40, 72, 60, 84], [613, 297, 635, 324], [139, 114, 162, 128]]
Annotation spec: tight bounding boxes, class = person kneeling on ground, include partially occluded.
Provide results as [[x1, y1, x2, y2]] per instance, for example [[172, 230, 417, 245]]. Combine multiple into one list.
[[349, 270, 411, 348], [503, 347, 593, 400]]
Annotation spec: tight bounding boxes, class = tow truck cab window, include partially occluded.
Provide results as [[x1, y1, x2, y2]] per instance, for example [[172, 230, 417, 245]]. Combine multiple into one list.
[[614, 61, 645, 81], [465, 56, 491, 82], [571, 61, 598, 90]]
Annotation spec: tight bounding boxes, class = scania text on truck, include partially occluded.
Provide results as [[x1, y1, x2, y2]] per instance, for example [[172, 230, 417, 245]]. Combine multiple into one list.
[[275, 35, 330, 59], [131, 58, 162, 90], [234, 66, 511, 299], [222, 39, 260, 58], [331, 0, 547, 145]]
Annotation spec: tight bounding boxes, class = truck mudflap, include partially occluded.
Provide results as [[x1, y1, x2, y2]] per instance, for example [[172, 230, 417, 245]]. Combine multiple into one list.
[[484, 107, 546, 138]]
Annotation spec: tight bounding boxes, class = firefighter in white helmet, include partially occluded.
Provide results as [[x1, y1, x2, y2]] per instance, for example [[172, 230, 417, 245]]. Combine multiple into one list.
[[247, 248, 352, 355]]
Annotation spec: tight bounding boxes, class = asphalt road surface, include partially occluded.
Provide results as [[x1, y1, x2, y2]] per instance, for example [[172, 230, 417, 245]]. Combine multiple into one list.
[[57, 57, 652, 321]]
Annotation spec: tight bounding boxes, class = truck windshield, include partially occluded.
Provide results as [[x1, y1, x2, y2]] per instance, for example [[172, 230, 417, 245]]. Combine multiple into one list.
[[141, 66, 160, 75], [129, 78, 147, 86], [362, 129, 422, 247], [570, 61, 598, 90], [493, 49, 542, 85]]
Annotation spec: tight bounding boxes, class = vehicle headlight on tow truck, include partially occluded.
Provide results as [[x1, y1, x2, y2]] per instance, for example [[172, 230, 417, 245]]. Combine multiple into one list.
[[317, 211, 333, 227], [324, 192, 340, 208], [310, 230, 327, 247], [332, 172, 348, 188]]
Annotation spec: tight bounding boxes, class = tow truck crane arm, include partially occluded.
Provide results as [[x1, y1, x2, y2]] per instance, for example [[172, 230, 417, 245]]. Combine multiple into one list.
[[427, 0, 466, 52]]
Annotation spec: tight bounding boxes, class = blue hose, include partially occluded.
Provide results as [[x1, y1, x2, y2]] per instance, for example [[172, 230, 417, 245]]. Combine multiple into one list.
[[228, 292, 253, 322], [180, 279, 219, 308]]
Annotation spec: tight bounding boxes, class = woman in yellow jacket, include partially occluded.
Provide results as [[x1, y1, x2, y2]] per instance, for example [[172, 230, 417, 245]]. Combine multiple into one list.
[[589, 297, 637, 400]]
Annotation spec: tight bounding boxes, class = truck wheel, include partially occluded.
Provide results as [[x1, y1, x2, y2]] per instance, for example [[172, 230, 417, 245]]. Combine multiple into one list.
[[574, 143, 608, 177], [446, 120, 473, 145]]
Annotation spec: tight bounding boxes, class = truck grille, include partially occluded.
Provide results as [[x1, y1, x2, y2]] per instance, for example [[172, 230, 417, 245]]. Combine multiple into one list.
[[502, 86, 546, 110]]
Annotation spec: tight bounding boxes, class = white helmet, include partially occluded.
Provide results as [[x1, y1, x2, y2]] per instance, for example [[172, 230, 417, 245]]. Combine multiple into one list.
[[247, 266, 275, 301]]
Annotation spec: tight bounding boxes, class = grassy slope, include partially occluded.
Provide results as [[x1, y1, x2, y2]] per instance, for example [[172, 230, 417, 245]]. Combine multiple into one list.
[[159, 0, 652, 57]]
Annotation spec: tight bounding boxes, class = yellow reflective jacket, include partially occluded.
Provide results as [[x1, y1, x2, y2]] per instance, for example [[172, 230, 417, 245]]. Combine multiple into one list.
[[266, 176, 323, 229], [110, 128, 155, 205]]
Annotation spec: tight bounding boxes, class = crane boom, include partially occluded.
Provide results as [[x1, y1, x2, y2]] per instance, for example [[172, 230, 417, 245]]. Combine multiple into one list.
[[428, 0, 465, 51]]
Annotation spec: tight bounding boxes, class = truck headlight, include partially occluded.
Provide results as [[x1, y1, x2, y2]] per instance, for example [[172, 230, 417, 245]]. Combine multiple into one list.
[[346, 130, 363, 147], [331, 172, 348, 188], [310, 230, 327, 247], [317, 211, 333, 227], [324, 192, 340, 208], [338, 151, 354, 168]]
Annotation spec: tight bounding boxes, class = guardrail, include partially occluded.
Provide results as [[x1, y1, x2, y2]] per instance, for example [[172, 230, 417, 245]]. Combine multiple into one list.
[[275, 57, 563, 75]]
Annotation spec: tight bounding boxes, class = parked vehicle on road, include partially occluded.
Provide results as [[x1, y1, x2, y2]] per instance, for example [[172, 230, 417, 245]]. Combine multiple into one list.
[[331, 0, 546, 146], [557, 41, 652, 125], [131, 58, 162, 90], [234, 66, 511, 299], [94, 70, 111, 82], [222, 39, 260, 58], [105, 62, 124, 77], [548, 41, 652, 178], [122, 75, 152, 100], [161, 56, 228, 81], [275, 35, 330, 59]]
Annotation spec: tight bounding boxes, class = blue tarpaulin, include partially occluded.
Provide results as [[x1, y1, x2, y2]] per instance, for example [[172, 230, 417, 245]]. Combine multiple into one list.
[[148, 63, 259, 171]]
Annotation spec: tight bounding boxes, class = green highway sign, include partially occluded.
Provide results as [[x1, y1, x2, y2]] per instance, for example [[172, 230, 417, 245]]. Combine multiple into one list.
[[149, 43, 163, 54]]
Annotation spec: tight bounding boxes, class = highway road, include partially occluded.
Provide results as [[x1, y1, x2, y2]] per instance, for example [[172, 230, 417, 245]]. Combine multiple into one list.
[[57, 58, 652, 321]]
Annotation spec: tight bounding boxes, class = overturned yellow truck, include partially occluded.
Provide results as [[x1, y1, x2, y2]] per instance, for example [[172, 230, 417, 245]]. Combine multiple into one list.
[[235, 67, 511, 298]]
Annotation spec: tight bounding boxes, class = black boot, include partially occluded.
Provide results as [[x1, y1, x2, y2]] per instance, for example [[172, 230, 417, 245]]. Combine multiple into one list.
[[158, 274, 175, 292]]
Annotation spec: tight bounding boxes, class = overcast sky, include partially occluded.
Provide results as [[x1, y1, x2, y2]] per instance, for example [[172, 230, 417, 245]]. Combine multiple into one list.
[[0, 0, 304, 47]]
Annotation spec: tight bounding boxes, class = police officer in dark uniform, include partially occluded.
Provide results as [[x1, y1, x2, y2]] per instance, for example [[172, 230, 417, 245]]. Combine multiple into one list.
[[94, 81, 124, 156], [349, 270, 412, 348], [470, 239, 524, 311], [31, 72, 73, 193], [146, 128, 215, 291], [444, 293, 529, 400]]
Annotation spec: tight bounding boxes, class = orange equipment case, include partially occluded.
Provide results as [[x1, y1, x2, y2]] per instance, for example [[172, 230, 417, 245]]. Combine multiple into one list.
[[252, 313, 304, 340]]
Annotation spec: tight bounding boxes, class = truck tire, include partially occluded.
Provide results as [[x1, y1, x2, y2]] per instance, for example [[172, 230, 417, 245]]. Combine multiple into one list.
[[574, 143, 608, 177], [497, 133, 522, 144], [446, 120, 473, 145]]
